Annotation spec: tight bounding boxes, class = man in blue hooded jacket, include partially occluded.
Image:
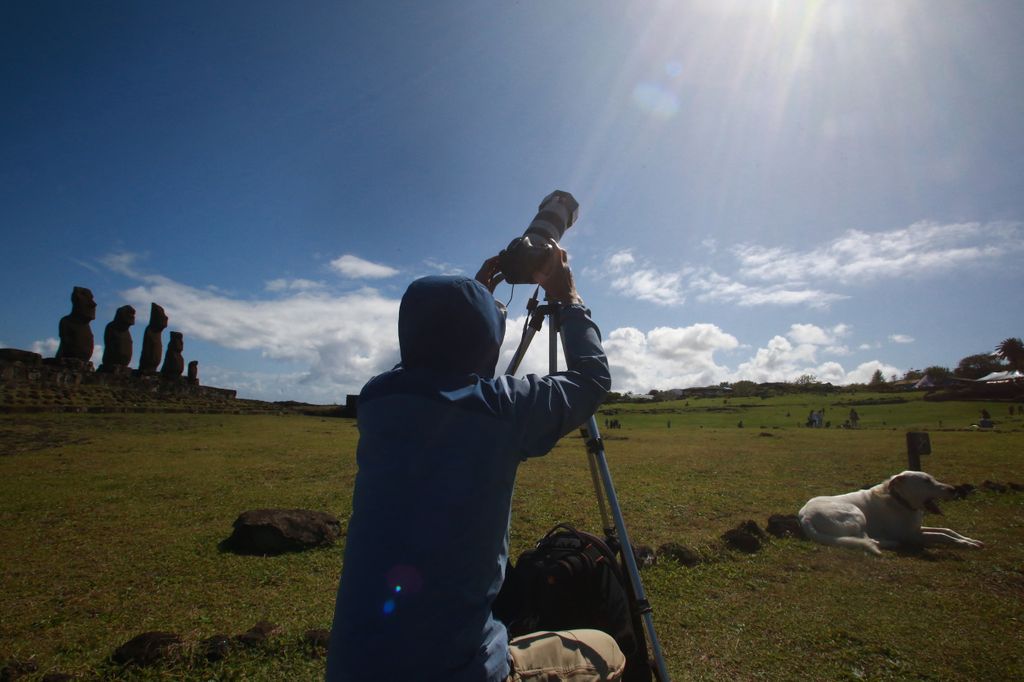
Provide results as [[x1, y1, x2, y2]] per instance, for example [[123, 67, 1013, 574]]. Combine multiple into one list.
[[326, 245, 622, 681]]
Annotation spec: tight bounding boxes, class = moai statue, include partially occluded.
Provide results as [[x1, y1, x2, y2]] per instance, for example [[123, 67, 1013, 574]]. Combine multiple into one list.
[[55, 286, 97, 362], [160, 332, 185, 377], [187, 360, 199, 385], [138, 303, 168, 373], [99, 305, 136, 371]]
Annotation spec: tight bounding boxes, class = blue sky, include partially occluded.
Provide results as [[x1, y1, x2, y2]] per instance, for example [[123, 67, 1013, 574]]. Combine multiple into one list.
[[2, 1, 1022, 402]]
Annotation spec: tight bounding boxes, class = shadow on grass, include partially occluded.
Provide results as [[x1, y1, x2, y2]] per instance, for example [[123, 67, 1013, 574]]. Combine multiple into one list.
[[892, 546, 967, 562]]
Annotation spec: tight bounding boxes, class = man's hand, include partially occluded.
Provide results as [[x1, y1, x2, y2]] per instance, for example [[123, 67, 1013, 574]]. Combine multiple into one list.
[[533, 242, 583, 306], [475, 255, 503, 294]]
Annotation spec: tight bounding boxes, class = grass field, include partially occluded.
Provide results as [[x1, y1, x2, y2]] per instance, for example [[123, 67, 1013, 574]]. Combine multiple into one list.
[[1, 392, 1022, 680]]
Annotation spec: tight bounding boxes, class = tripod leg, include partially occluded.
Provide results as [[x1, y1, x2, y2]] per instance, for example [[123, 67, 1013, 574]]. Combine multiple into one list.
[[585, 415, 672, 682], [580, 424, 614, 538]]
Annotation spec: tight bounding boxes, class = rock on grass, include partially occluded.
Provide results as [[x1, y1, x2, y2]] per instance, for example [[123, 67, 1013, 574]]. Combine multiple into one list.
[[236, 621, 280, 647], [112, 632, 182, 666], [722, 520, 765, 553], [766, 514, 805, 539], [223, 509, 342, 555], [657, 542, 702, 566]]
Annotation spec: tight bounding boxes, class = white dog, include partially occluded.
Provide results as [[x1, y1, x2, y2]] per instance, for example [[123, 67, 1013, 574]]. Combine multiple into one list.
[[798, 471, 984, 555]]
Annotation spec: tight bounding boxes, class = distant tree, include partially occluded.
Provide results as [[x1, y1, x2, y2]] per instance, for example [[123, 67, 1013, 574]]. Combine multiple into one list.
[[902, 368, 924, 381], [869, 369, 886, 386], [794, 374, 818, 385], [729, 380, 758, 397], [954, 352, 1007, 380], [995, 337, 1024, 371], [922, 365, 952, 381]]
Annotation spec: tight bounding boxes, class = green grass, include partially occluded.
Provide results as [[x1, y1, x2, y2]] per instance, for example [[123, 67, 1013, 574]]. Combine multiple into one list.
[[1, 400, 1022, 680]]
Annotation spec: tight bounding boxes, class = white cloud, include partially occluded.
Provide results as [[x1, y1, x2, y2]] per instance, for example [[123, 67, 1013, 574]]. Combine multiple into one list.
[[496, 313, 907, 394], [603, 220, 1023, 312], [889, 334, 915, 344], [733, 221, 1023, 285], [330, 254, 400, 279], [100, 251, 144, 277], [786, 323, 847, 346], [607, 251, 636, 272], [115, 272, 400, 398], [602, 324, 738, 391], [603, 251, 685, 305], [31, 338, 59, 356], [845, 360, 902, 385], [612, 269, 685, 306], [423, 259, 465, 276], [731, 335, 820, 383], [688, 269, 846, 308], [265, 278, 325, 292]]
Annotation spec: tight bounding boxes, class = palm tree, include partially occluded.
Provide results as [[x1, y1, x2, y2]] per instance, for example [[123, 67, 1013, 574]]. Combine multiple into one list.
[[995, 337, 1024, 372]]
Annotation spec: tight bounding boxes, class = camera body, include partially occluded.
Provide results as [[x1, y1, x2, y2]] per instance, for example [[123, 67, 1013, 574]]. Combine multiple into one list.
[[498, 190, 579, 284]]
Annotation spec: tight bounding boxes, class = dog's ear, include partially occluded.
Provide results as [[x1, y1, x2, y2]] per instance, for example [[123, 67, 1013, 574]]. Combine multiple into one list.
[[887, 472, 906, 493]]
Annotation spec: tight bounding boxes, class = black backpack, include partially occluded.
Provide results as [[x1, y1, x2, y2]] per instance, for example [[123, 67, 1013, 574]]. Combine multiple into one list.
[[493, 524, 653, 681]]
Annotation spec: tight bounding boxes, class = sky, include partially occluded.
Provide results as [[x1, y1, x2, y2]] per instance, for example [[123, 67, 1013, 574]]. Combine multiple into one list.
[[2, 1, 1022, 403]]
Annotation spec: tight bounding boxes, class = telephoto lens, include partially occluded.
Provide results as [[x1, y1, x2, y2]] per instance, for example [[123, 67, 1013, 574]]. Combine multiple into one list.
[[524, 190, 579, 243], [497, 191, 579, 285]]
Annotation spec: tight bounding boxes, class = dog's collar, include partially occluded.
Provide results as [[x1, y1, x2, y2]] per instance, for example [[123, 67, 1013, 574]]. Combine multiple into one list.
[[888, 485, 917, 511]]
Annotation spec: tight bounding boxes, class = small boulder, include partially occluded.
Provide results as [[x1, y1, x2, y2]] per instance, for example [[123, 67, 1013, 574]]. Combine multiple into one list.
[[657, 542, 701, 567], [632, 544, 657, 568], [766, 514, 804, 539], [112, 632, 182, 666], [199, 634, 233, 662], [224, 509, 342, 555], [304, 628, 331, 657], [236, 621, 280, 648], [952, 483, 976, 499], [722, 521, 764, 553]]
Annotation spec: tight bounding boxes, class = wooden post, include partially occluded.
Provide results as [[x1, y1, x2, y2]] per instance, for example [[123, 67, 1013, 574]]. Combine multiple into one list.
[[906, 432, 931, 471]]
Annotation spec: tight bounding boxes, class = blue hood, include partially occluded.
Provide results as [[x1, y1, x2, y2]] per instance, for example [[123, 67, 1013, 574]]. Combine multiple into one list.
[[398, 276, 506, 378]]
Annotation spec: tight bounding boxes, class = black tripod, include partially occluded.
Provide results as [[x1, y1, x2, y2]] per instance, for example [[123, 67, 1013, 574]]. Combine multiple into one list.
[[504, 288, 671, 682]]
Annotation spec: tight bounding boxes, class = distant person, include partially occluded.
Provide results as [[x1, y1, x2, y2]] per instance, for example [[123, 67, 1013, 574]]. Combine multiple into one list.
[[848, 408, 860, 428], [326, 245, 622, 681]]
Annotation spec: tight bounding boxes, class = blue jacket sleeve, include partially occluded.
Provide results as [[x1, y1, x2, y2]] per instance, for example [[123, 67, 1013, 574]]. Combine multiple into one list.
[[500, 304, 611, 458]]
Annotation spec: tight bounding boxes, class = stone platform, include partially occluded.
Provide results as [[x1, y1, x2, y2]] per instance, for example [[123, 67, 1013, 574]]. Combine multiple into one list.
[[0, 349, 248, 414]]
